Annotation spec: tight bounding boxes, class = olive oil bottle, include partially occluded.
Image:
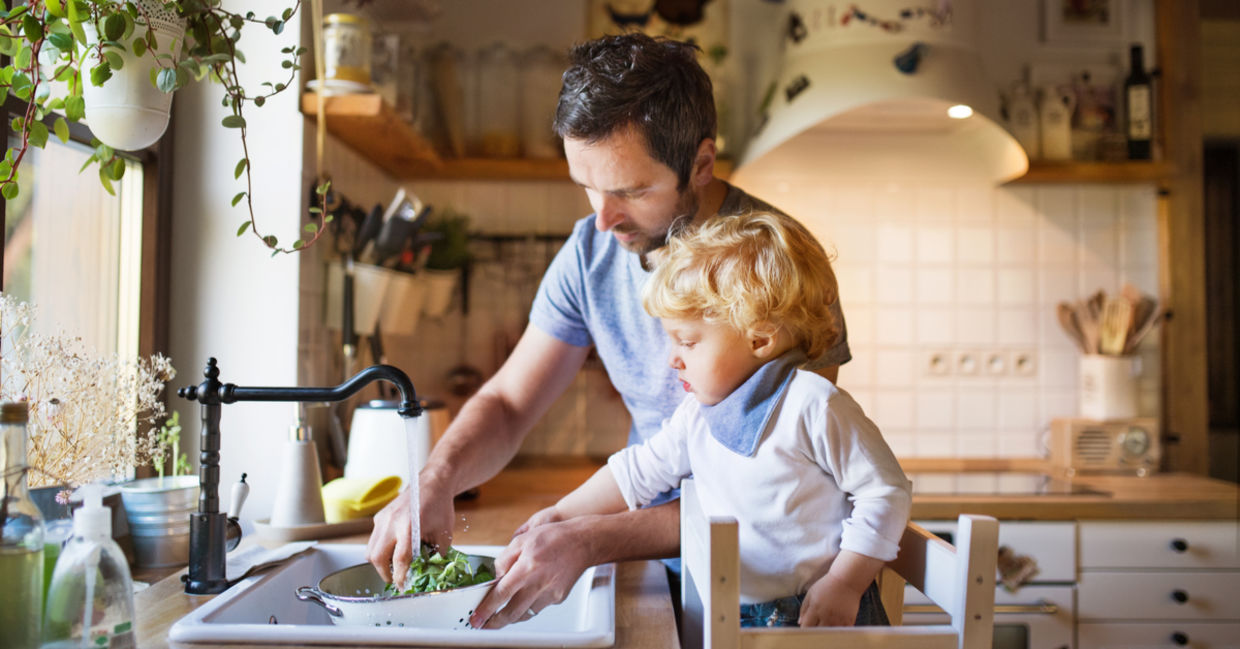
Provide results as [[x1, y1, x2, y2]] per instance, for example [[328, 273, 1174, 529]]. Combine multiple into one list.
[[0, 401, 45, 649]]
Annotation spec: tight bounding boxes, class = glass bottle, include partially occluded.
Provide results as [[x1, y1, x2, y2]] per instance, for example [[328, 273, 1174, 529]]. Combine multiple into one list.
[[0, 401, 45, 649], [1124, 43, 1153, 160], [42, 483, 136, 649]]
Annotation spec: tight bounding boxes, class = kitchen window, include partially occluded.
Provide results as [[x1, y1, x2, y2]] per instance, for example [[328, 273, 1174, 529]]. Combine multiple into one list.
[[1, 98, 172, 395]]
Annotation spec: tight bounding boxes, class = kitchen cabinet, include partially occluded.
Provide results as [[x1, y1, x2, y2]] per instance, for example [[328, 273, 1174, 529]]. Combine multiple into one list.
[[1076, 520, 1240, 648]]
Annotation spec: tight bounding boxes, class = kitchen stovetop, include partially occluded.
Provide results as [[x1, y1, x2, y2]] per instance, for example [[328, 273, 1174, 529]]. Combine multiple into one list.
[[906, 471, 1108, 496]]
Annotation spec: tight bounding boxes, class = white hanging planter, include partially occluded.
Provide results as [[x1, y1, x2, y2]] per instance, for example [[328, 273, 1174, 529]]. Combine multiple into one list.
[[82, 1, 186, 151]]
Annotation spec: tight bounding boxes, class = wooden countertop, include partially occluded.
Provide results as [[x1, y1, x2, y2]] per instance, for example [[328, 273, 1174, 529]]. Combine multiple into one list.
[[133, 457, 1238, 646], [900, 458, 1240, 520], [133, 458, 677, 648]]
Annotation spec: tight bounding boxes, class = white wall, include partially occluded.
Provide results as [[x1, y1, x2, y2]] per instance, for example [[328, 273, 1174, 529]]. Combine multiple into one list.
[[170, 0, 304, 519]]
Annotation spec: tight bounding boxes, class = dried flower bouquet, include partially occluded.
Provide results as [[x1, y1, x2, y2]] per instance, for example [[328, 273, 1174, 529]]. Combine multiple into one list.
[[0, 293, 176, 488]]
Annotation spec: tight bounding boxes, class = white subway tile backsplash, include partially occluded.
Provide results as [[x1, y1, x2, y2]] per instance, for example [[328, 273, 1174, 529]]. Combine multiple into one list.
[[875, 266, 914, 304], [956, 388, 998, 430], [916, 389, 956, 429], [955, 186, 994, 223], [874, 390, 916, 429], [1040, 269, 1076, 305], [830, 225, 878, 264], [997, 226, 1037, 264], [954, 306, 997, 345], [1080, 224, 1120, 267], [955, 433, 998, 458], [877, 307, 915, 345], [916, 267, 955, 304], [997, 268, 1037, 305], [998, 388, 1039, 431], [956, 226, 994, 264], [871, 185, 910, 222], [995, 186, 1036, 227], [916, 227, 955, 263], [1039, 220, 1077, 264], [840, 303, 875, 345], [875, 349, 916, 388], [955, 268, 995, 306], [373, 176, 1162, 460], [837, 351, 875, 387], [915, 187, 954, 221], [915, 309, 954, 345], [997, 433, 1042, 458], [876, 224, 914, 263], [916, 432, 957, 457], [1040, 388, 1078, 423]]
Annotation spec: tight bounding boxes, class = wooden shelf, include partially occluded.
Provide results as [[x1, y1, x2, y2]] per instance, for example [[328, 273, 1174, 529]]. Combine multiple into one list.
[[301, 93, 442, 177], [1010, 160, 1176, 184], [302, 93, 737, 182]]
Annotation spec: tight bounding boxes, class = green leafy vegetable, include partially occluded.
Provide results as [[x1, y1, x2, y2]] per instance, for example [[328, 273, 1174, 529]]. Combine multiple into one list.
[[384, 546, 494, 597]]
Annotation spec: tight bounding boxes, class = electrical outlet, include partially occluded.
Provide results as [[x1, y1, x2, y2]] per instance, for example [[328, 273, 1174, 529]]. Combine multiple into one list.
[[956, 351, 979, 375], [1011, 350, 1038, 377], [985, 351, 1008, 375], [925, 351, 951, 376]]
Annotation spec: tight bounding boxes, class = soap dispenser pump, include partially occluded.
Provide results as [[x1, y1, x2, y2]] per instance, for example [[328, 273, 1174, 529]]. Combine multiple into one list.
[[42, 483, 136, 649], [269, 404, 326, 527]]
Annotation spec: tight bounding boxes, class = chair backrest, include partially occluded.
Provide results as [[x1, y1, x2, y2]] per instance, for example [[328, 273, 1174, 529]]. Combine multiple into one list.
[[680, 478, 999, 649]]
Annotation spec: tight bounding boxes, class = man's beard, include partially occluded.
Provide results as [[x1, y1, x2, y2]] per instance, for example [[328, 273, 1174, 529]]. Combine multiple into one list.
[[625, 187, 700, 267]]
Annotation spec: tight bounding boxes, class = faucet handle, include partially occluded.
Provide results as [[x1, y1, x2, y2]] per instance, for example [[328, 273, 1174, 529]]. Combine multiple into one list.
[[229, 473, 250, 519]]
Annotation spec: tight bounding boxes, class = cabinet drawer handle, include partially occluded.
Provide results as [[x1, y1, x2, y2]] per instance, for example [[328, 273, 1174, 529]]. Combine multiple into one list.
[[904, 602, 1059, 615], [1170, 538, 1189, 552], [1170, 589, 1189, 604], [1170, 631, 1189, 646]]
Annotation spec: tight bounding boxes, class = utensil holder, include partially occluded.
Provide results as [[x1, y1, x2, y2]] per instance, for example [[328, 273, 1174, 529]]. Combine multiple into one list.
[[1078, 354, 1140, 420]]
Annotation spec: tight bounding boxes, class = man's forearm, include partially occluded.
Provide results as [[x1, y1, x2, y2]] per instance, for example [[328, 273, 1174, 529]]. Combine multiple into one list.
[[421, 388, 529, 498], [571, 500, 682, 564]]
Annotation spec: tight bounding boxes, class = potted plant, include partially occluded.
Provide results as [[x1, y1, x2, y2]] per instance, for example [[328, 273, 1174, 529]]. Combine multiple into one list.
[[118, 410, 198, 569], [420, 208, 471, 318], [0, 0, 333, 254]]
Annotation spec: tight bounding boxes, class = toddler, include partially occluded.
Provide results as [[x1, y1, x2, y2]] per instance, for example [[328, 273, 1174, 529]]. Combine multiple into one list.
[[546, 211, 911, 627]]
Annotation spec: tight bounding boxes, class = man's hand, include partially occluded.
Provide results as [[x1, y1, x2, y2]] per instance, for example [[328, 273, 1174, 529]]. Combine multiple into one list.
[[798, 572, 864, 627], [365, 478, 456, 589], [469, 515, 594, 629]]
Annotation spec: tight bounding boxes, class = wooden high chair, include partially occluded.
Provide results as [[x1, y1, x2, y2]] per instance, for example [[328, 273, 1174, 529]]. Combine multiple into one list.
[[679, 479, 999, 649]]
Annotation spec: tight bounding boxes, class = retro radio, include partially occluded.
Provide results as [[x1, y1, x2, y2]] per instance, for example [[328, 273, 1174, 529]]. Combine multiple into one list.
[[1049, 417, 1160, 476]]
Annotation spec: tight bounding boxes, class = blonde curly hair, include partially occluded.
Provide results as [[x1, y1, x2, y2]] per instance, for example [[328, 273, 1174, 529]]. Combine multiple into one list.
[[642, 212, 839, 359]]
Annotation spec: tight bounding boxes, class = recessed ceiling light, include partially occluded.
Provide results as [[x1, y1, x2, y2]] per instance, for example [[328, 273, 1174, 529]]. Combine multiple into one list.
[[947, 104, 974, 119]]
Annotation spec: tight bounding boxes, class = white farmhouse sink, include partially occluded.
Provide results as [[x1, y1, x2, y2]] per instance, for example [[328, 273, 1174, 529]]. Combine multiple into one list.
[[169, 544, 615, 647]]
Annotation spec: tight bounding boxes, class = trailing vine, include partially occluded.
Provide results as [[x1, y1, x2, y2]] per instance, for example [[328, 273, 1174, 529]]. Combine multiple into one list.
[[0, 1, 331, 254]]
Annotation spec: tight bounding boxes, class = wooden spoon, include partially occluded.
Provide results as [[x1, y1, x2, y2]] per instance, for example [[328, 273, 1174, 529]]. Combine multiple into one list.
[[1056, 302, 1087, 352], [1099, 296, 1134, 355]]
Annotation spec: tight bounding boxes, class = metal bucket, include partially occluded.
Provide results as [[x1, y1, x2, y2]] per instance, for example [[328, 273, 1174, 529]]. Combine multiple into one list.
[[119, 475, 199, 568], [296, 554, 496, 629]]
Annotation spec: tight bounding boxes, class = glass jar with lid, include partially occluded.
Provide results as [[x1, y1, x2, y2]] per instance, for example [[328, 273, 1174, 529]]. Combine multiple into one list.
[[474, 42, 521, 158], [519, 45, 566, 160], [322, 13, 372, 87]]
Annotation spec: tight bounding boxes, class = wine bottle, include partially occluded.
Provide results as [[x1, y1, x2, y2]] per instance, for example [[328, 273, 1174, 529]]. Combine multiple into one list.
[[1124, 44, 1153, 160]]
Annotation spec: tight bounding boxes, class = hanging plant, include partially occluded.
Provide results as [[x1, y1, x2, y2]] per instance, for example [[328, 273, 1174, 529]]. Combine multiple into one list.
[[0, 0, 332, 254]]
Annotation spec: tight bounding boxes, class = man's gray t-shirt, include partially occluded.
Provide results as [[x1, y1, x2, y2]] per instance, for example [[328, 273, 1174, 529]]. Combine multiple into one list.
[[528, 182, 851, 448]]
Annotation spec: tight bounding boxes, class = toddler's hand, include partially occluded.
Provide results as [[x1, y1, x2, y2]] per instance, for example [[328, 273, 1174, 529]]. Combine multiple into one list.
[[512, 505, 564, 537], [798, 574, 863, 627]]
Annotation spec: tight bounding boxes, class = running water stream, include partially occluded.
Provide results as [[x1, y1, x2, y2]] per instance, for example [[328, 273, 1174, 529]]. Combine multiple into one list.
[[404, 417, 421, 561]]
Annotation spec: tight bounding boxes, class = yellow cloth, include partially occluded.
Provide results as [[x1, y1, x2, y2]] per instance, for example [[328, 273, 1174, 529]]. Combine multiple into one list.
[[321, 475, 402, 523]]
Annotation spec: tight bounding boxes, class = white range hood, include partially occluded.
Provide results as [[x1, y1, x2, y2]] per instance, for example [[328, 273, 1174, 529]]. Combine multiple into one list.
[[734, 0, 1027, 186]]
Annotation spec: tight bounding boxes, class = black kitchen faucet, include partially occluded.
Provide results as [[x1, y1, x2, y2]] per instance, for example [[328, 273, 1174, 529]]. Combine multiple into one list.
[[177, 357, 421, 595]]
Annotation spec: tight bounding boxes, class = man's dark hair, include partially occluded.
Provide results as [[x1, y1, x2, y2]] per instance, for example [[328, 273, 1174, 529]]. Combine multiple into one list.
[[554, 32, 716, 189]]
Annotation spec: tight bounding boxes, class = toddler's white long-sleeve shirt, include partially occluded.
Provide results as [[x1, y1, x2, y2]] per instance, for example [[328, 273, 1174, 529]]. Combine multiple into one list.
[[608, 369, 912, 604]]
